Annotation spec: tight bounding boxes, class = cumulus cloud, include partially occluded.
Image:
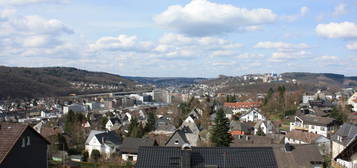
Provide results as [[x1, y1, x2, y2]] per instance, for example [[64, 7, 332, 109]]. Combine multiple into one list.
[[281, 6, 309, 22], [254, 41, 309, 49], [269, 50, 310, 62], [333, 4, 347, 17], [346, 42, 357, 50], [0, 0, 70, 5], [89, 35, 153, 52], [154, 0, 277, 36], [0, 9, 76, 59], [316, 22, 357, 38]]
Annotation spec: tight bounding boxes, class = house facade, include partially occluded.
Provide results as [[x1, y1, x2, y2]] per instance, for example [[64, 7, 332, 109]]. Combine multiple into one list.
[[331, 123, 357, 168], [85, 130, 121, 159], [0, 122, 50, 168], [290, 115, 336, 137], [239, 109, 266, 122]]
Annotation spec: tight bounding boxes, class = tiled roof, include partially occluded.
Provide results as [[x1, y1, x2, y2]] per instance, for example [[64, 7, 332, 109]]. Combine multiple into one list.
[[286, 130, 321, 144], [297, 115, 335, 126], [136, 146, 278, 168], [120, 137, 155, 153], [0, 122, 50, 163], [331, 123, 357, 146], [224, 102, 261, 108]]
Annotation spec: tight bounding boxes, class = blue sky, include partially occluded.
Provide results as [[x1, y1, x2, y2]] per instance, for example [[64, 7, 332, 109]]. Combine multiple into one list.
[[0, 0, 356, 77]]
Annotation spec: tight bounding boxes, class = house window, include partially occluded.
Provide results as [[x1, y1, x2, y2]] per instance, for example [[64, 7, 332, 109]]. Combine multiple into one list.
[[320, 127, 325, 131], [174, 139, 179, 145], [27, 136, 30, 146], [128, 155, 133, 161], [311, 125, 315, 129], [21, 138, 26, 148]]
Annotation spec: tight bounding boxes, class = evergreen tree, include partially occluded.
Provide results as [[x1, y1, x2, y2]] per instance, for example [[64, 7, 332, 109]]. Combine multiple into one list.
[[144, 112, 156, 132], [210, 108, 233, 147], [256, 127, 266, 136], [127, 117, 144, 138]]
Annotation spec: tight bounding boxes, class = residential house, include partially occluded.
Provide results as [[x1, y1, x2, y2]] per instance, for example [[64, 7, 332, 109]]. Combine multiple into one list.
[[63, 103, 87, 114], [239, 109, 266, 122], [331, 123, 357, 168], [85, 130, 122, 159], [254, 120, 274, 135], [285, 130, 330, 145], [290, 115, 337, 137], [0, 122, 50, 168], [166, 125, 200, 147], [153, 116, 176, 135], [335, 136, 357, 168], [224, 102, 261, 114], [136, 146, 278, 168], [229, 120, 253, 136], [347, 92, 357, 105], [119, 137, 155, 161], [105, 118, 121, 131]]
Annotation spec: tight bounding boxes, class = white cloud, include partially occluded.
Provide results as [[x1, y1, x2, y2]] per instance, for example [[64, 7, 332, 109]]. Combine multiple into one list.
[[281, 6, 309, 22], [237, 53, 264, 59], [0, 0, 70, 5], [269, 50, 310, 62], [0, 9, 75, 58], [254, 41, 309, 49], [89, 35, 153, 52], [300, 6, 309, 16], [333, 4, 347, 17], [316, 55, 338, 61], [346, 42, 357, 50], [316, 22, 357, 38], [154, 0, 277, 36]]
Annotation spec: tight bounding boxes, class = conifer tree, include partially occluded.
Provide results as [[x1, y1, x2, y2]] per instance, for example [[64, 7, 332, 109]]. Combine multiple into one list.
[[210, 108, 233, 147]]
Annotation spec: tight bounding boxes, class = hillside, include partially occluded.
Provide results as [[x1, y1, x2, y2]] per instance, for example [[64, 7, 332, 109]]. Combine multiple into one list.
[[202, 72, 357, 94], [124, 76, 207, 87], [281, 72, 357, 88], [0, 66, 136, 99]]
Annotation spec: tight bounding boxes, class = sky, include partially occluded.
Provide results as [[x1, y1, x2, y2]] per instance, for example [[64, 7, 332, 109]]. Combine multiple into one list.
[[0, 0, 356, 77]]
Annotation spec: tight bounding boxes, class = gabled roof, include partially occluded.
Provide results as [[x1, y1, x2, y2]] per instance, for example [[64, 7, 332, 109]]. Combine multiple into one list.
[[224, 102, 261, 108], [120, 137, 155, 153], [136, 146, 278, 168], [286, 130, 322, 144], [331, 123, 357, 146], [335, 136, 357, 161], [94, 131, 121, 146], [0, 122, 50, 163], [296, 114, 335, 126]]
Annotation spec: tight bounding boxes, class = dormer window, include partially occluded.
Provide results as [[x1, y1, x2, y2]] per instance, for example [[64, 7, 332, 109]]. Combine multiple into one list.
[[174, 139, 179, 145]]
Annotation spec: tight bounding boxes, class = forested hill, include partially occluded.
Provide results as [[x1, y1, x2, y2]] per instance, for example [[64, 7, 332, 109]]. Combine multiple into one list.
[[0, 66, 136, 99]]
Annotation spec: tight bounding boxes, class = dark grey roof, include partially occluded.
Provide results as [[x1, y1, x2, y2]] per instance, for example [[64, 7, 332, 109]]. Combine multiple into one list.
[[109, 118, 121, 125], [165, 130, 190, 147], [120, 137, 155, 154], [136, 146, 278, 168], [95, 131, 121, 146], [331, 123, 357, 146], [335, 136, 357, 161]]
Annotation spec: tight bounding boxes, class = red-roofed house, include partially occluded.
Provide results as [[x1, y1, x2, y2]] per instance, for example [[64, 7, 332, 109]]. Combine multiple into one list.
[[0, 122, 50, 168], [224, 102, 261, 114]]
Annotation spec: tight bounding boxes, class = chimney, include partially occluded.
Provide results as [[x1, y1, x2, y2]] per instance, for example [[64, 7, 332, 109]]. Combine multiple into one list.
[[181, 144, 191, 168]]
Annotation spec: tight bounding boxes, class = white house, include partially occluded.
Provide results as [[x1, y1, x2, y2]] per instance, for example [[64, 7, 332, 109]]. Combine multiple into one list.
[[285, 130, 330, 145], [224, 102, 261, 114], [348, 93, 357, 105], [85, 130, 122, 159], [254, 120, 274, 135], [240, 109, 266, 122], [105, 118, 121, 131], [290, 115, 336, 137]]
